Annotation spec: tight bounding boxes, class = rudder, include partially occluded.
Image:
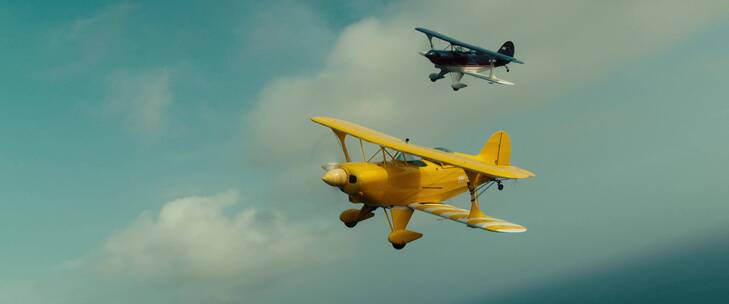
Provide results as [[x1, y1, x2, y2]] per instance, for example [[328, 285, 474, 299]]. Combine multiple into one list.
[[477, 131, 510, 166], [498, 41, 515, 57]]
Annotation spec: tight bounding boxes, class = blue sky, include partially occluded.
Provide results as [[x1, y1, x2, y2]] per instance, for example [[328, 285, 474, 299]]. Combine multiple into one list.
[[1, 1, 729, 303]]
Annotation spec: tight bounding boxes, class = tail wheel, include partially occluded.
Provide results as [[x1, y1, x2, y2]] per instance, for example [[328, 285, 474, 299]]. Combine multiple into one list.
[[392, 243, 406, 250], [344, 221, 357, 228]]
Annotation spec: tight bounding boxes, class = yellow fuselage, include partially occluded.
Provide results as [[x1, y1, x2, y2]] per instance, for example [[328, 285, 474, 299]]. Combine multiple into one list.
[[336, 160, 489, 207]]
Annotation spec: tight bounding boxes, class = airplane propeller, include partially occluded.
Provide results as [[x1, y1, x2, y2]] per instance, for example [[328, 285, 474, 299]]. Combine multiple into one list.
[[308, 133, 347, 199], [321, 162, 340, 171], [310, 132, 345, 164]]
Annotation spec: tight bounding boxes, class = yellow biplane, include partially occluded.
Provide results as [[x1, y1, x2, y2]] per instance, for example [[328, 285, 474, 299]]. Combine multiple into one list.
[[313, 116, 535, 249]]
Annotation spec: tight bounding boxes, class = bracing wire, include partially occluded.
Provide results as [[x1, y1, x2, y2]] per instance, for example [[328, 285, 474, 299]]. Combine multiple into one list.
[[382, 208, 393, 232], [476, 181, 496, 199]]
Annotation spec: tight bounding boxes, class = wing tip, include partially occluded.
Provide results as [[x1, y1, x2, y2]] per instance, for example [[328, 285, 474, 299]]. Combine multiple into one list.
[[483, 223, 527, 233], [487, 166, 535, 179], [493, 228, 527, 233], [509, 166, 536, 179], [311, 116, 334, 125]]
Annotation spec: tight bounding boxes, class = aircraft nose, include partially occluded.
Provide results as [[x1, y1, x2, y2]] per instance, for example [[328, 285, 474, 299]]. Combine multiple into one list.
[[321, 168, 347, 186]]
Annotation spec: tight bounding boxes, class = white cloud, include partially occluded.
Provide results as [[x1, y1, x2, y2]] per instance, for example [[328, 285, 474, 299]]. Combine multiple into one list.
[[97, 190, 344, 280], [238, 1, 729, 206], [50, 2, 135, 72], [243, 0, 729, 168], [105, 67, 173, 137]]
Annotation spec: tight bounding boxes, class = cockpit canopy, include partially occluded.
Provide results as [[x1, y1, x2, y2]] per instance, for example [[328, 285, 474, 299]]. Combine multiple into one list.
[[394, 152, 427, 167], [389, 148, 452, 167]]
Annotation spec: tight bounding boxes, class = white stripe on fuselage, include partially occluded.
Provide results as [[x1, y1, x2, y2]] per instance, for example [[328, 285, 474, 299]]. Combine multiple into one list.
[[438, 65, 490, 73]]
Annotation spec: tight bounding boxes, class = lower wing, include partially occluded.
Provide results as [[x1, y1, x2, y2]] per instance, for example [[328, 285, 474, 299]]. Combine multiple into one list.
[[409, 202, 526, 233], [462, 70, 514, 86]]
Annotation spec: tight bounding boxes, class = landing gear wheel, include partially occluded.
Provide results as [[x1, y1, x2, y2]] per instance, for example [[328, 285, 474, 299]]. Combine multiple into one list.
[[430, 78, 437, 82], [452, 87, 459, 91], [392, 243, 406, 250], [344, 221, 357, 228], [497, 183, 504, 191]]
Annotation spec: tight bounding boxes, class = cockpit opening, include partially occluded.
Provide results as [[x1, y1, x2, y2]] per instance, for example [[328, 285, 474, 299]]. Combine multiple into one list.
[[394, 152, 427, 167]]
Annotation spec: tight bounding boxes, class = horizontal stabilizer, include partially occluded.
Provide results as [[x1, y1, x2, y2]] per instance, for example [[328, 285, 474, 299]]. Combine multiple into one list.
[[409, 203, 526, 233]]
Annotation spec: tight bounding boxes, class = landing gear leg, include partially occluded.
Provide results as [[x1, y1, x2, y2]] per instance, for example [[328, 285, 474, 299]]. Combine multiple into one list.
[[386, 207, 422, 250], [429, 69, 447, 82], [451, 72, 466, 91], [339, 205, 376, 228]]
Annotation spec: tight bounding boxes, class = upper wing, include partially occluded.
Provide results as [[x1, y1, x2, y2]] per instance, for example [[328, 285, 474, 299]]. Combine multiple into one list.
[[462, 71, 514, 86], [311, 116, 534, 179], [410, 202, 526, 233], [415, 27, 525, 64]]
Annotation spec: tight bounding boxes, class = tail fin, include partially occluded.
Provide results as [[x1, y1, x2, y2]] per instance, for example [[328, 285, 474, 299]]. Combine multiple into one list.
[[476, 131, 510, 166], [498, 41, 515, 57]]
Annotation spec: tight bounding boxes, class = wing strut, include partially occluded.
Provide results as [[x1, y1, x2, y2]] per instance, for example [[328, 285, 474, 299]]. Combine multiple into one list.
[[466, 172, 488, 226], [359, 138, 366, 160], [333, 130, 351, 162]]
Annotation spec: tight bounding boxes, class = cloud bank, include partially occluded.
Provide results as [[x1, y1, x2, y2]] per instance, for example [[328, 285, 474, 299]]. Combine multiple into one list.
[[97, 190, 345, 280], [244, 0, 729, 168]]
